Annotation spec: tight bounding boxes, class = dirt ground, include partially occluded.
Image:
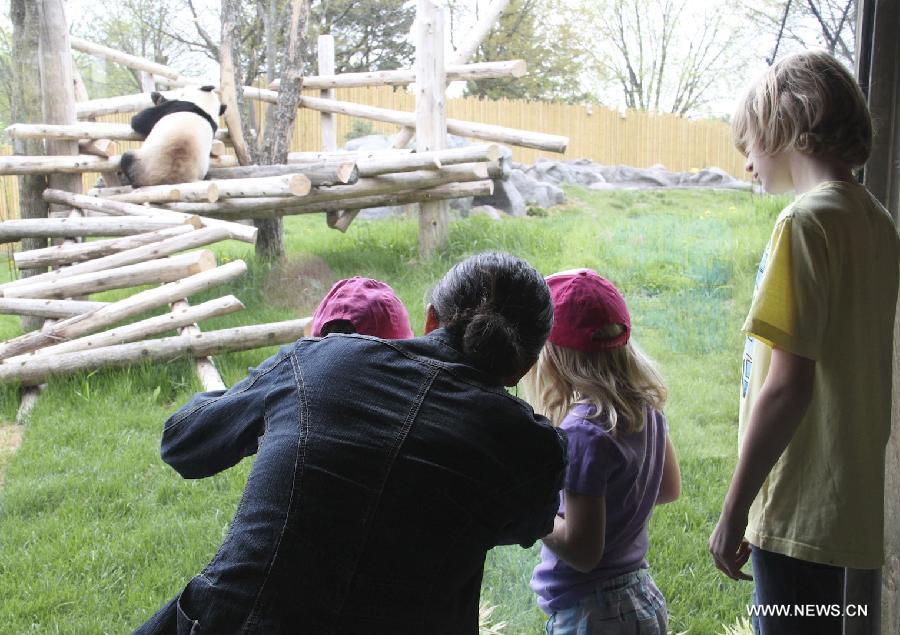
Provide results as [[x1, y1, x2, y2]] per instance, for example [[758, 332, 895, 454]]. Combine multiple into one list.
[[0, 423, 23, 489]]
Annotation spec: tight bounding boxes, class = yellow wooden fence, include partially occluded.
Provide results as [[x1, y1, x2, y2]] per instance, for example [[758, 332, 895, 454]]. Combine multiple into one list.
[[0, 87, 747, 221]]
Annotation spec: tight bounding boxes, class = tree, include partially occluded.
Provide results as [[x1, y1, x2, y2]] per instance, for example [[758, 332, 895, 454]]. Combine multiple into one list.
[[311, 0, 414, 74], [743, 0, 856, 66], [70, 0, 204, 98], [578, 0, 751, 116], [457, 0, 589, 102], [221, 0, 311, 261]]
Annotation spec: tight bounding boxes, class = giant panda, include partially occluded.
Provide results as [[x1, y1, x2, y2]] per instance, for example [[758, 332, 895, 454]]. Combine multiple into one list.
[[119, 85, 226, 187]]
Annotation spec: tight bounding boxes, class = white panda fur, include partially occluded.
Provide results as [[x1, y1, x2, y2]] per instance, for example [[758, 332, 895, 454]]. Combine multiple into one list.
[[120, 86, 224, 187]]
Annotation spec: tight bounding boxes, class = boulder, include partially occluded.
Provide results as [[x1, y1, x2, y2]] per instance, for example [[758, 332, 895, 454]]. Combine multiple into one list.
[[469, 205, 505, 220], [344, 134, 393, 152], [509, 169, 566, 207], [474, 178, 526, 216]]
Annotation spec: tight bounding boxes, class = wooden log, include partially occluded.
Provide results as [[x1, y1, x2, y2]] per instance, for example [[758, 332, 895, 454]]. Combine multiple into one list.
[[0, 298, 109, 319], [2, 249, 217, 299], [69, 36, 185, 81], [0, 153, 238, 175], [78, 138, 116, 158], [0, 215, 197, 243], [7, 295, 245, 360], [0, 318, 311, 386], [42, 189, 257, 244], [104, 181, 220, 204], [6, 121, 230, 143], [205, 174, 311, 198], [416, 0, 449, 258], [14, 225, 194, 270], [357, 152, 441, 177], [204, 181, 494, 220], [287, 148, 412, 163], [392, 0, 512, 150], [210, 139, 226, 157], [163, 163, 491, 215], [449, 0, 512, 66], [206, 162, 357, 186], [318, 34, 342, 229], [0, 260, 248, 360], [2, 226, 230, 291], [294, 94, 569, 153], [170, 298, 226, 391], [269, 59, 526, 90]]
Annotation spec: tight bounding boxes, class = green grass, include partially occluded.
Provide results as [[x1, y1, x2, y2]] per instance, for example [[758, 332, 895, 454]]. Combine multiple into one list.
[[0, 187, 784, 633]]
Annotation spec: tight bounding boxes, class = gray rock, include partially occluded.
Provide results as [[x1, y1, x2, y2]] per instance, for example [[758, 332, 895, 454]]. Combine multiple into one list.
[[449, 196, 474, 216], [474, 178, 526, 216], [510, 169, 566, 207], [469, 205, 504, 220], [344, 134, 392, 152]]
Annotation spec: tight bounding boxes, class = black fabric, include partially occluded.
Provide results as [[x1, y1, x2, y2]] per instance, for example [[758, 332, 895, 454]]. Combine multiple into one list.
[[130, 100, 218, 137]]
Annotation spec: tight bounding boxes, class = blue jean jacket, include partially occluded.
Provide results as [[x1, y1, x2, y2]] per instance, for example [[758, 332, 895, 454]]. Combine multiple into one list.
[[134, 330, 566, 634]]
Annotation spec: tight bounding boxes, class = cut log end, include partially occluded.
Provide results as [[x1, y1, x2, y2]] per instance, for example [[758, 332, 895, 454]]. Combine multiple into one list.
[[289, 174, 312, 196]]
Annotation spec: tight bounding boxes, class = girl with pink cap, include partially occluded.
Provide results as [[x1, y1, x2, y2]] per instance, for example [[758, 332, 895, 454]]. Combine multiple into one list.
[[526, 269, 681, 634]]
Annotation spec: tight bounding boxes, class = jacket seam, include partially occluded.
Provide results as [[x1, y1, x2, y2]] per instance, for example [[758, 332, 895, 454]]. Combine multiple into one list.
[[165, 349, 291, 431], [242, 353, 308, 632]]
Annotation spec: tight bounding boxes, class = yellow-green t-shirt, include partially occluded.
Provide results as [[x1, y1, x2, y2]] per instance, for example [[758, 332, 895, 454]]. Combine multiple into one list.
[[739, 180, 900, 569]]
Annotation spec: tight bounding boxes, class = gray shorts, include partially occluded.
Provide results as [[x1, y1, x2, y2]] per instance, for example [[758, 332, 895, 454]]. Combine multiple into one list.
[[545, 568, 668, 635]]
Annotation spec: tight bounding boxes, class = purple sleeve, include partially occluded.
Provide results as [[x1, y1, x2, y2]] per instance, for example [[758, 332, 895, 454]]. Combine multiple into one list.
[[563, 419, 619, 498]]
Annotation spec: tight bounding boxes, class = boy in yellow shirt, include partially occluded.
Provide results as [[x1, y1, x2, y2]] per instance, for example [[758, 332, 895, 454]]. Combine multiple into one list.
[[709, 50, 900, 634]]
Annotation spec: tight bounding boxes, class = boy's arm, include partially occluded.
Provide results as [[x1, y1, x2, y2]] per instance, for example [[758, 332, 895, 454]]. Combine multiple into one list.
[[542, 491, 606, 573], [160, 351, 289, 479], [709, 347, 815, 580]]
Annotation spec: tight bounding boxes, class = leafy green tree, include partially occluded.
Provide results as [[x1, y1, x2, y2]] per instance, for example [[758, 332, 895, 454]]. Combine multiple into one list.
[[459, 0, 589, 102], [311, 0, 414, 73]]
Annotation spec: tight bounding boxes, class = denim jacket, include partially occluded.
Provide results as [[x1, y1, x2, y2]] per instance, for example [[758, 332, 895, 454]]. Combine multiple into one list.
[[135, 329, 567, 634]]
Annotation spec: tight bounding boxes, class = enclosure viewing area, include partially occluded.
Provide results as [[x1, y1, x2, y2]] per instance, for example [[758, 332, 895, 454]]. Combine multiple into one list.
[[0, 0, 897, 633]]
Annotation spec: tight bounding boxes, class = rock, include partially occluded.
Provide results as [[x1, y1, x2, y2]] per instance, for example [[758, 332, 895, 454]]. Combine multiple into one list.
[[474, 178, 526, 216], [344, 134, 392, 152], [469, 205, 504, 220], [449, 196, 474, 216], [509, 169, 566, 207]]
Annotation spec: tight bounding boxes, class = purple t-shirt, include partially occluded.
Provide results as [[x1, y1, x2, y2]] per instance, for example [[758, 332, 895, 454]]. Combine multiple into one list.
[[530, 403, 668, 613]]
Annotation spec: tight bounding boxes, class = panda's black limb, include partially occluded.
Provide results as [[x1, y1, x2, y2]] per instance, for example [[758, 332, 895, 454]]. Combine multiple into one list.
[[119, 152, 138, 186]]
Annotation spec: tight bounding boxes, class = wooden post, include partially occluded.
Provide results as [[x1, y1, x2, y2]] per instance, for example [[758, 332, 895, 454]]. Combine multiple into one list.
[[11, 0, 50, 331], [392, 0, 512, 149], [416, 0, 449, 258], [855, 2, 900, 633], [318, 34, 346, 229]]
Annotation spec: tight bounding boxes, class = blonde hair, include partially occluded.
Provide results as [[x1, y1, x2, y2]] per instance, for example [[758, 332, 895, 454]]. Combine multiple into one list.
[[524, 324, 667, 435], [732, 50, 872, 168]]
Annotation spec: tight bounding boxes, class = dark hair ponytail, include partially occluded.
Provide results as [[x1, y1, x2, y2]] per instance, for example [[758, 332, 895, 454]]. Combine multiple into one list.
[[429, 252, 552, 378]]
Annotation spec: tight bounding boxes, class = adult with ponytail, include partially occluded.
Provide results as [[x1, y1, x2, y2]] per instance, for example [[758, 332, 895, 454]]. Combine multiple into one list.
[[136, 253, 566, 635]]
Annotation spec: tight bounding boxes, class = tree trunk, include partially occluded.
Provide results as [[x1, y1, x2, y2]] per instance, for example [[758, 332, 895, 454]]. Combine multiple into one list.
[[11, 0, 49, 331]]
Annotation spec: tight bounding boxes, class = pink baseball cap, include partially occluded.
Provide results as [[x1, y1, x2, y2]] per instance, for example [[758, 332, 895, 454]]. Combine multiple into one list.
[[311, 277, 414, 339], [546, 269, 631, 351]]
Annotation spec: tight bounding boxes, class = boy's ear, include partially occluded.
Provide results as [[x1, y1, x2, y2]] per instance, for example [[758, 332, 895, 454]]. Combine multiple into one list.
[[423, 304, 440, 334], [219, 104, 227, 116]]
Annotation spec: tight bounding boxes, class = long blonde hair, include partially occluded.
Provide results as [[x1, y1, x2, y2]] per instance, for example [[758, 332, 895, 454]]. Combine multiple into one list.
[[524, 324, 667, 434]]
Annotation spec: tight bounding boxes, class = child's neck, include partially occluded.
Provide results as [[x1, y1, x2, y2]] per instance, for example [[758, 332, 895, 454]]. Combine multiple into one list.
[[787, 151, 855, 195]]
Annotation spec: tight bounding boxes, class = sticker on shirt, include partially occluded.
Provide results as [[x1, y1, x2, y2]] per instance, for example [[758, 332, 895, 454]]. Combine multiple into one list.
[[742, 244, 770, 398]]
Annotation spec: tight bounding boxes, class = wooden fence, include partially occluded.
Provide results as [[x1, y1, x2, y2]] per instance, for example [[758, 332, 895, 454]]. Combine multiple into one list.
[[0, 86, 747, 222]]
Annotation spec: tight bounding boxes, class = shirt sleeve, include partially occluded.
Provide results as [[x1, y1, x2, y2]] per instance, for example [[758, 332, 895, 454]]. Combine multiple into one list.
[[742, 210, 829, 361], [563, 419, 620, 498], [160, 347, 291, 479]]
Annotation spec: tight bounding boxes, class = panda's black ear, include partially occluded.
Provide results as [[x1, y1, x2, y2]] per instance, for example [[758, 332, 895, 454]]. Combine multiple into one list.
[[150, 91, 167, 106], [220, 104, 227, 116], [200, 85, 215, 92]]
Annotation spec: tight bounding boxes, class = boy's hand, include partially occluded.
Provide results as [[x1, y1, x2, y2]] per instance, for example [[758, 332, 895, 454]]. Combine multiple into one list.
[[709, 511, 753, 581]]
